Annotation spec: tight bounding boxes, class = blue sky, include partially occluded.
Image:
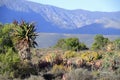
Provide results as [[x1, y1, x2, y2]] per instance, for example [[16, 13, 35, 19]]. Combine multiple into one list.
[[27, 0, 120, 12]]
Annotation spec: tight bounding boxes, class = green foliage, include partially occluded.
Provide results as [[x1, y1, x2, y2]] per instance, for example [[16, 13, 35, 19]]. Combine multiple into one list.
[[65, 38, 80, 51], [0, 48, 20, 78], [92, 34, 110, 50], [80, 51, 99, 62], [13, 21, 37, 48], [102, 51, 120, 71], [114, 38, 120, 50], [55, 38, 88, 51], [0, 24, 14, 53], [1, 21, 120, 80], [12, 20, 38, 61], [55, 39, 66, 49], [0, 48, 37, 79], [63, 51, 77, 59]]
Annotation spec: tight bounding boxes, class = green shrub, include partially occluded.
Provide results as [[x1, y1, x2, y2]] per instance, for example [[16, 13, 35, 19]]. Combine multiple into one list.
[[114, 38, 120, 50], [55, 38, 88, 51], [63, 51, 77, 59], [80, 51, 99, 62], [91, 34, 110, 50], [0, 24, 14, 53], [102, 51, 120, 71], [0, 48, 20, 78], [0, 57, 38, 79]]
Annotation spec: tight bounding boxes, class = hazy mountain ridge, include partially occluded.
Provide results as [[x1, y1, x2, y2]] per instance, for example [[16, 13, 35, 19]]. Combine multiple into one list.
[[0, 0, 120, 34]]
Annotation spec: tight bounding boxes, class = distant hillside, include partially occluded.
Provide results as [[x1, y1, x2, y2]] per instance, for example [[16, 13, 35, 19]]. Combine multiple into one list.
[[0, 0, 120, 34]]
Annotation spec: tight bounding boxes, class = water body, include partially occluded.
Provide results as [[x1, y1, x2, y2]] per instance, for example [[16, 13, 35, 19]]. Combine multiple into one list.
[[36, 33, 120, 48]]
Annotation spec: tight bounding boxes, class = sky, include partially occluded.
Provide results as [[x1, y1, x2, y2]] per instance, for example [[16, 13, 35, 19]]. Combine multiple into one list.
[[27, 0, 120, 12]]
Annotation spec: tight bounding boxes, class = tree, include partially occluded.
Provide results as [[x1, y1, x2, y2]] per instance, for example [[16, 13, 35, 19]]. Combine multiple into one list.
[[55, 39, 66, 49], [91, 34, 110, 50], [13, 21, 37, 61], [65, 38, 80, 51], [55, 38, 88, 51]]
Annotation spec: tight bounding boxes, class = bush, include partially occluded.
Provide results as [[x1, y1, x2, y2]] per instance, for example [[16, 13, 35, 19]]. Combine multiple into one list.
[[14, 61, 38, 79], [0, 48, 20, 78], [0, 24, 14, 53], [99, 71, 120, 80], [51, 64, 67, 79], [55, 38, 88, 51], [0, 48, 37, 79], [43, 52, 63, 65], [52, 64, 66, 74], [91, 34, 110, 50], [63, 51, 77, 59], [102, 51, 120, 71], [114, 38, 120, 50], [80, 51, 99, 62], [63, 68, 94, 80]]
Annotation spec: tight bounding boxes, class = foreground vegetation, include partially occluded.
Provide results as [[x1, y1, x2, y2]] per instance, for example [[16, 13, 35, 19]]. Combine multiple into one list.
[[0, 21, 120, 80]]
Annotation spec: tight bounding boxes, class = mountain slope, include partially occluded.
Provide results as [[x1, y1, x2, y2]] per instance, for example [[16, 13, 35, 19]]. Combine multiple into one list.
[[0, 0, 120, 34]]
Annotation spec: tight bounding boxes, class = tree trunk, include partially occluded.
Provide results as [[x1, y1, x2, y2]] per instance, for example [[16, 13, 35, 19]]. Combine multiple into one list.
[[17, 40, 31, 61], [18, 47, 31, 61]]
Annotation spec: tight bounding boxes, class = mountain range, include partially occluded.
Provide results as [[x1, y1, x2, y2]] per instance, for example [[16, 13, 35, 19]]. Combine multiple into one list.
[[0, 0, 120, 34]]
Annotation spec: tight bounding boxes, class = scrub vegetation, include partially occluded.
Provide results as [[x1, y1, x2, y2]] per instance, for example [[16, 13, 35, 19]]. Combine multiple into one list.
[[0, 21, 120, 80]]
